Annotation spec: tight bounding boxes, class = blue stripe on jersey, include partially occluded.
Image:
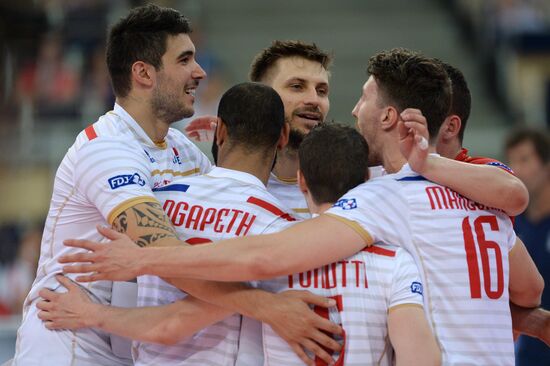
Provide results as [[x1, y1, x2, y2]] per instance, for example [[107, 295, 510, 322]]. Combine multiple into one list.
[[396, 175, 427, 181], [152, 184, 190, 192]]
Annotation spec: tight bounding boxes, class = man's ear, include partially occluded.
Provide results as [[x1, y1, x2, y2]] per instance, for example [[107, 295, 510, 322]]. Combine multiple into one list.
[[439, 115, 462, 141], [381, 106, 399, 132], [131, 61, 155, 90], [297, 170, 308, 194], [277, 122, 290, 150], [215, 118, 227, 147]]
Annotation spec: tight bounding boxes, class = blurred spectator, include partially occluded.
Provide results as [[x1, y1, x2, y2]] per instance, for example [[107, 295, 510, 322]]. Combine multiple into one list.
[[80, 44, 114, 124], [505, 127, 550, 365], [0, 224, 42, 315], [16, 32, 81, 120]]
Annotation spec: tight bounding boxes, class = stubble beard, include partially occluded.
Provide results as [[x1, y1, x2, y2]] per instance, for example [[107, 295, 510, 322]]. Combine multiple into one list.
[[151, 82, 194, 124]]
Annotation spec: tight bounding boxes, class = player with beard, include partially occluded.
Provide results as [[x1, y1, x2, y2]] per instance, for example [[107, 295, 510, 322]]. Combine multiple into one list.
[[13, 5, 340, 366], [205, 41, 330, 219]]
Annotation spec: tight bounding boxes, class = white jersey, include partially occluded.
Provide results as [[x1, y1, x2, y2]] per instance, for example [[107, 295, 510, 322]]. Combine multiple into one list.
[[14, 103, 211, 366], [135, 167, 296, 366], [326, 163, 516, 366], [267, 173, 311, 220], [261, 244, 423, 366]]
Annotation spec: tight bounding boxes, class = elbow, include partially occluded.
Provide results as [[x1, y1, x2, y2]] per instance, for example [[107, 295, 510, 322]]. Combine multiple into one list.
[[503, 179, 529, 216], [512, 275, 544, 308]]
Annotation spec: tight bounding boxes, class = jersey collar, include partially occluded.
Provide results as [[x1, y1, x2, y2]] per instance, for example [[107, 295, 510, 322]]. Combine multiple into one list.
[[207, 167, 266, 189], [113, 103, 167, 149]]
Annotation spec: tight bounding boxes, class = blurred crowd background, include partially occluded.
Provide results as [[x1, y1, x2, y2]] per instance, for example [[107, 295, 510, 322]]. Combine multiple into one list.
[[0, 0, 549, 362]]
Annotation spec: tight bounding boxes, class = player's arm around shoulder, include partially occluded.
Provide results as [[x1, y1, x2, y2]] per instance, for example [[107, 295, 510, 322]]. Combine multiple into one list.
[[420, 156, 528, 216]]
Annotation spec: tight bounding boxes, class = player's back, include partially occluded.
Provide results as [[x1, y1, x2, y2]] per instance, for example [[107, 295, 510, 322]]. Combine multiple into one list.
[[136, 166, 296, 366], [327, 164, 516, 365], [260, 243, 424, 366], [402, 172, 515, 365]]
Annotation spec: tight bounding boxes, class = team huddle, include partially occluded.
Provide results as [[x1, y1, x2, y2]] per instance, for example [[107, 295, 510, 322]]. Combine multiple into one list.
[[10, 4, 548, 366]]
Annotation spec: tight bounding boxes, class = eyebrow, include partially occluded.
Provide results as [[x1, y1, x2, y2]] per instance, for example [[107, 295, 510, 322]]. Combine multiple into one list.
[[286, 77, 329, 87], [176, 50, 194, 62]]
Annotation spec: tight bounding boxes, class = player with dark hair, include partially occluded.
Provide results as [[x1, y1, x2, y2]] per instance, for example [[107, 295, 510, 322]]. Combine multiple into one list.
[[261, 124, 440, 365], [60, 48, 542, 365], [14, 5, 338, 365]]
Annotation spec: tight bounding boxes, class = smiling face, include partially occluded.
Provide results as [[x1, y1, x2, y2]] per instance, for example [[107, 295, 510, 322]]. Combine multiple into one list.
[[151, 33, 206, 123], [265, 57, 329, 149]]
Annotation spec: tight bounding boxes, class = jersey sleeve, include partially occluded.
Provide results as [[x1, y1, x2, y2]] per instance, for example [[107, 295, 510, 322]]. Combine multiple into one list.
[[325, 178, 409, 247], [388, 248, 424, 309], [73, 137, 158, 224]]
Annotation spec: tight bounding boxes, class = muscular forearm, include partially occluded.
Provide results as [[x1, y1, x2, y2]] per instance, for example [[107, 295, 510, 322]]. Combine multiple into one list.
[[138, 216, 367, 282], [89, 298, 228, 345], [166, 277, 276, 321], [421, 156, 528, 216]]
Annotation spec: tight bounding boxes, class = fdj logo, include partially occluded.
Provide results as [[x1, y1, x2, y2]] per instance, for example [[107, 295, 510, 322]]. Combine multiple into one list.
[[108, 173, 146, 190], [333, 198, 357, 210], [410, 281, 423, 296]]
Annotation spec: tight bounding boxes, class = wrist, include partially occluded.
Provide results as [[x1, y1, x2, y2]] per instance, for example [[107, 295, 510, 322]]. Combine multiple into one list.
[[248, 291, 279, 322], [419, 154, 439, 178], [85, 302, 104, 328]]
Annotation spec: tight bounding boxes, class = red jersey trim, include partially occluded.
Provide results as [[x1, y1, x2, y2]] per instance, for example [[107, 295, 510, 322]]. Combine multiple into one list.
[[246, 196, 296, 222], [84, 125, 98, 140], [363, 245, 396, 257]]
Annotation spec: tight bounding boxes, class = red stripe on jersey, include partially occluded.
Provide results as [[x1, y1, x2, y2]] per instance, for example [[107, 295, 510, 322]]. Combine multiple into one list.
[[85, 125, 98, 140], [185, 237, 212, 245], [364, 245, 396, 257], [247, 196, 296, 222], [172, 147, 179, 156]]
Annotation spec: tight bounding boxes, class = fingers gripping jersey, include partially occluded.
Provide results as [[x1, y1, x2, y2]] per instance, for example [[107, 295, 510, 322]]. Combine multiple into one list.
[[260, 244, 424, 366], [135, 167, 296, 366], [14, 104, 211, 366], [326, 164, 517, 366], [267, 173, 311, 220]]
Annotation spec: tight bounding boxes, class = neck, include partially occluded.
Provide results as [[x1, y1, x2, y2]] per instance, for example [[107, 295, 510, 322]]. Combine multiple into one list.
[[310, 202, 334, 215], [272, 147, 299, 180], [437, 139, 462, 160], [380, 139, 406, 173], [217, 148, 275, 186], [526, 182, 550, 222], [116, 96, 170, 143]]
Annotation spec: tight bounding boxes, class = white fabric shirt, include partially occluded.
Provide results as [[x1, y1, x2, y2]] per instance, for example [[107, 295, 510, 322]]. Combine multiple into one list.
[[135, 167, 296, 366], [260, 244, 424, 366], [267, 173, 311, 220], [13, 103, 211, 366], [326, 164, 516, 366]]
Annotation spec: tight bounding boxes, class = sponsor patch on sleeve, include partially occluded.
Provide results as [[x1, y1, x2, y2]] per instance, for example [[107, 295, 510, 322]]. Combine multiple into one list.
[[108, 173, 146, 190], [410, 281, 423, 296], [333, 198, 357, 210]]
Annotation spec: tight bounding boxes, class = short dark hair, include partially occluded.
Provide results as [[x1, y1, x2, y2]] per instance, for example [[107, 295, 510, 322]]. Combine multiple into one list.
[[367, 48, 451, 141], [438, 61, 471, 143], [216, 82, 285, 156], [299, 123, 369, 205], [106, 4, 192, 97], [249, 40, 332, 82], [505, 127, 550, 164]]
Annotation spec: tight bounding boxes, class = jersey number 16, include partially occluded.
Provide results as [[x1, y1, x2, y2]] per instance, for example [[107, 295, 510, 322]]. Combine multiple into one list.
[[462, 215, 504, 299]]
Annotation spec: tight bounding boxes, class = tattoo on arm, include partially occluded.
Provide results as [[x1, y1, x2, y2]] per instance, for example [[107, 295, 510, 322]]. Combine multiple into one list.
[[113, 202, 178, 247]]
